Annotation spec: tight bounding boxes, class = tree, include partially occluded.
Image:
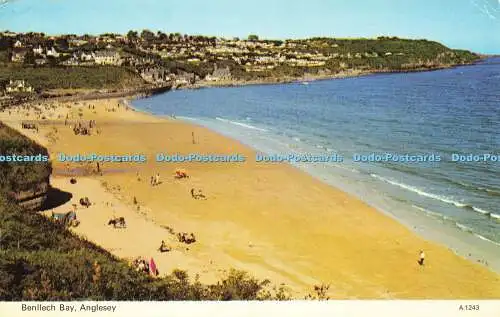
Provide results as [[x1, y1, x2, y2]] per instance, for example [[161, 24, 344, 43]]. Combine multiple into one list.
[[23, 50, 36, 65], [55, 38, 69, 51], [127, 30, 138, 43], [0, 36, 12, 51], [248, 34, 259, 41], [140, 29, 155, 43], [46, 55, 58, 67], [157, 31, 168, 42]]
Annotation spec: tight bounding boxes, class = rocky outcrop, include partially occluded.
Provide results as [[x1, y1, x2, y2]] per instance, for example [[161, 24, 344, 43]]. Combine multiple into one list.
[[9, 180, 50, 211], [0, 121, 52, 211]]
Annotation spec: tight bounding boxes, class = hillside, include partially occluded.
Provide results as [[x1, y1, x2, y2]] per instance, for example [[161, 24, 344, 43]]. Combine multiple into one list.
[[0, 32, 481, 94], [0, 126, 291, 300], [0, 65, 146, 92]]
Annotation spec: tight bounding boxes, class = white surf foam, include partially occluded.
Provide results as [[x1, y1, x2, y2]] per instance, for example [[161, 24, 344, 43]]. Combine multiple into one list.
[[215, 117, 268, 132], [473, 233, 500, 247], [456, 222, 473, 233], [371, 174, 467, 208], [472, 206, 491, 215], [412, 205, 450, 221]]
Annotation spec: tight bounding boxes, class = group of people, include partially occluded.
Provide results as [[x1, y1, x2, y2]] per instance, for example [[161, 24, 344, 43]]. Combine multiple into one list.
[[72, 121, 92, 136], [132, 257, 159, 277], [174, 169, 189, 179], [177, 232, 196, 244], [21, 121, 38, 132], [79, 197, 91, 208], [150, 173, 161, 186], [190, 188, 206, 200]]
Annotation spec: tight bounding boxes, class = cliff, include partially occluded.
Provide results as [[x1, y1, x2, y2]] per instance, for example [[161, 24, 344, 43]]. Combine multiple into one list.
[[0, 122, 51, 210]]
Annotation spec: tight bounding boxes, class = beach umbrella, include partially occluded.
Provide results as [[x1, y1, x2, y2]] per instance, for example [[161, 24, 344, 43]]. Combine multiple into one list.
[[149, 258, 157, 276]]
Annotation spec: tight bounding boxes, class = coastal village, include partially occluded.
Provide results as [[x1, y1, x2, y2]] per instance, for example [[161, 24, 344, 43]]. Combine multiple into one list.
[[0, 30, 478, 102]]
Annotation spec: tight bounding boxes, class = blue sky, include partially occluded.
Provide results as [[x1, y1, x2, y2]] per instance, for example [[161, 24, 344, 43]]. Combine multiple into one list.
[[0, 0, 499, 53]]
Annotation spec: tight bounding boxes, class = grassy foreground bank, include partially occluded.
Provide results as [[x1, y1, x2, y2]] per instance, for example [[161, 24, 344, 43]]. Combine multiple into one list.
[[0, 123, 293, 301]]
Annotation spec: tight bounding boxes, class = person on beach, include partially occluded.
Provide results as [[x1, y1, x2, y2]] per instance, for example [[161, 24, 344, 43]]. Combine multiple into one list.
[[197, 189, 206, 200], [192, 131, 196, 144], [155, 173, 160, 186], [190, 188, 196, 198], [418, 250, 425, 266], [159, 240, 170, 252], [150, 176, 154, 186]]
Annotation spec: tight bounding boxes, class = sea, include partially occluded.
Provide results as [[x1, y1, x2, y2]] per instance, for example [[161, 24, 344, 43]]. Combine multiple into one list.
[[133, 58, 500, 272]]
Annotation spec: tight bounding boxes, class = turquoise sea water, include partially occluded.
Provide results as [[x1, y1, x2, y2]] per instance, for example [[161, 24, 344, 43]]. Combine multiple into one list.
[[133, 58, 500, 272]]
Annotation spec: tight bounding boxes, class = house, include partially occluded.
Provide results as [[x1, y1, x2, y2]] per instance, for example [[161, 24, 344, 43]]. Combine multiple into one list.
[[5, 80, 34, 93], [13, 40, 23, 48], [46, 47, 60, 58], [175, 72, 196, 85], [68, 39, 88, 47], [205, 64, 232, 81], [11, 50, 27, 63], [74, 51, 94, 62], [35, 58, 47, 66], [61, 57, 80, 66], [92, 50, 122, 65], [140, 67, 170, 83], [1, 31, 17, 37], [33, 45, 44, 55]]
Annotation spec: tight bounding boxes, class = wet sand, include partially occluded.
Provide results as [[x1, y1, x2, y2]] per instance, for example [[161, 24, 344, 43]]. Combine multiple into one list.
[[1, 98, 499, 299]]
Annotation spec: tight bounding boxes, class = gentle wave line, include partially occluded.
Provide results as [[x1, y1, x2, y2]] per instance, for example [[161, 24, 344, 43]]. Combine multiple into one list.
[[372, 174, 495, 217], [215, 117, 268, 132]]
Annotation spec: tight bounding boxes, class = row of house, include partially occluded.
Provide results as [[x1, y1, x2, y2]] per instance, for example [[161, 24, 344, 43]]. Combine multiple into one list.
[[62, 50, 123, 66], [11, 46, 123, 66], [1, 80, 35, 94], [147, 37, 396, 70]]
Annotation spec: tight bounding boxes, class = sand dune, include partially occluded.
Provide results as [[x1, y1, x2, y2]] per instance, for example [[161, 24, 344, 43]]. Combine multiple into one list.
[[1, 98, 499, 299]]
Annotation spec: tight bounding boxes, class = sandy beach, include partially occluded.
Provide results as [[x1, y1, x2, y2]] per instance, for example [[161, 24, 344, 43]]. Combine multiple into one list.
[[1, 97, 499, 299]]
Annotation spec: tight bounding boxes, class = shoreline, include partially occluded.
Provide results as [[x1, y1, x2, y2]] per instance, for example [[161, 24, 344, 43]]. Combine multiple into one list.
[[128, 101, 500, 275], [1, 85, 499, 298], [175, 60, 483, 91], [1, 59, 482, 109]]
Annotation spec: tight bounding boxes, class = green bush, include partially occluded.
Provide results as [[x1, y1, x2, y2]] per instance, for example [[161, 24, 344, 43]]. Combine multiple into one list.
[[0, 122, 51, 193], [0, 65, 145, 91]]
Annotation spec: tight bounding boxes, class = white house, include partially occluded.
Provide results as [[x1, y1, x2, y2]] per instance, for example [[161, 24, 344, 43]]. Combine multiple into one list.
[[92, 50, 122, 65], [6, 80, 34, 93], [11, 51, 27, 63], [76, 51, 94, 62], [205, 65, 232, 81], [33, 45, 44, 55], [46, 47, 60, 58]]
